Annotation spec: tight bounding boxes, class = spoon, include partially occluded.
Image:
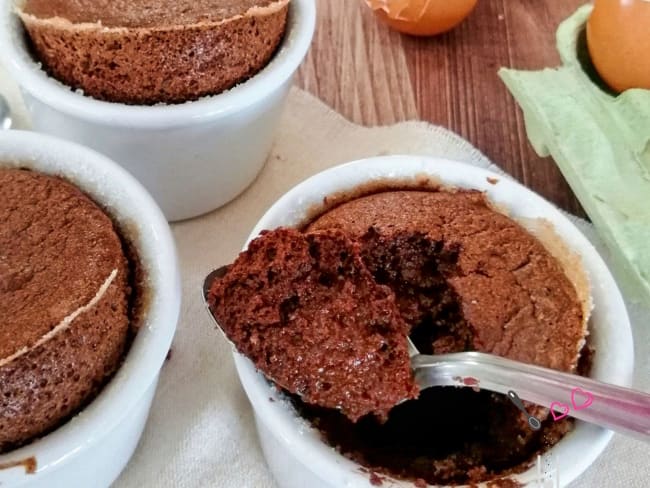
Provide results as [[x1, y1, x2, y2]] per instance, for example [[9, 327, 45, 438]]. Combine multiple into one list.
[[0, 94, 12, 130], [203, 266, 650, 441]]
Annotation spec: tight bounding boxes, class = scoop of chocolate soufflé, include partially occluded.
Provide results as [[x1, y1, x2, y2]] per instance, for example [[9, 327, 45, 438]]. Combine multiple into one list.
[[207, 228, 418, 422]]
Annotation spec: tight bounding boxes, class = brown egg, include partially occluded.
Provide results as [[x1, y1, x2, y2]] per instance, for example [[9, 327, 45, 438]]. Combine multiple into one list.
[[365, 0, 478, 37], [587, 0, 650, 93]]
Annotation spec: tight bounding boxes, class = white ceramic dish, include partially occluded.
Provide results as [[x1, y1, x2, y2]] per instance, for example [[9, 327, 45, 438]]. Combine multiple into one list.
[[233, 155, 635, 488], [0, 130, 181, 487], [0, 0, 316, 221]]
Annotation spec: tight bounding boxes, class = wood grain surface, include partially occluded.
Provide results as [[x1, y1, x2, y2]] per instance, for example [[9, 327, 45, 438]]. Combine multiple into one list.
[[296, 0, 587, 216]]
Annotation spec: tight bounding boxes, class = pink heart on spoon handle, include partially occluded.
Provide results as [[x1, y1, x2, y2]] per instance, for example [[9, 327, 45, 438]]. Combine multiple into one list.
[[550, 402, 570, 421], [571, 387, 594, 410]]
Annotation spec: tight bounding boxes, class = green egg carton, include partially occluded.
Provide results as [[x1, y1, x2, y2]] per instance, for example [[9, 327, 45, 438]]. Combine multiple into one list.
[[499, 5, 650, 307]]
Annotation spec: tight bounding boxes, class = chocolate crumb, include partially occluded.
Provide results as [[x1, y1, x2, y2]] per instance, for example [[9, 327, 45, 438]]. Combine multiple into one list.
[[0, 456, 37, 474], [369, 471, 385, 486], [486, 478, 522, 487]]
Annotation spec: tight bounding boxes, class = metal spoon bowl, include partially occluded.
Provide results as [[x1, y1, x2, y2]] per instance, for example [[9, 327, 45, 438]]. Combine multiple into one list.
[[203, 265, 650, 441]]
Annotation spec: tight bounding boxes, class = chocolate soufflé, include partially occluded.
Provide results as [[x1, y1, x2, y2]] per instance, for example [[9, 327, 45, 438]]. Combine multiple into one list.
[[302, 189, 590, 485], [0, 168, 139, 453], [208, 187, 590, 485], [208, 228, 418, 422], [17, 0, 290, 104]]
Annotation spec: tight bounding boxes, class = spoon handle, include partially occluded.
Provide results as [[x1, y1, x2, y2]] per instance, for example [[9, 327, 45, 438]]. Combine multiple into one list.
[[411, 352, 650, 442]]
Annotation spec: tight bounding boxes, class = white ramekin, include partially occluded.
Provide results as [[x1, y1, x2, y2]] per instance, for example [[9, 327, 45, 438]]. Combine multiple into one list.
[[0, 130, 181, 488], [0, 0, 316, 222], [233, 156, 635, 488]]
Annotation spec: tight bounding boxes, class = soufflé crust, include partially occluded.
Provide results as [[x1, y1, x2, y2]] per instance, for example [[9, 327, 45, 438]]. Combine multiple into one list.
[[17, 0, 290, 104], [0, 168, 132, 453]]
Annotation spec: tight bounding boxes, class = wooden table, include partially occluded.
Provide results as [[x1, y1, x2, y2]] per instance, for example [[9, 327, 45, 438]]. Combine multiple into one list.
[[296, 0, 587, 217]]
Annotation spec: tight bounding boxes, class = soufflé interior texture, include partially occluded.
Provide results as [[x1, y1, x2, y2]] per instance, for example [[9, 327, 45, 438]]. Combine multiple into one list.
[[17, 0, 290, 104], [208, 186, 591, 486], [208, 228, 419, 422], [0, 168, 141, 453]]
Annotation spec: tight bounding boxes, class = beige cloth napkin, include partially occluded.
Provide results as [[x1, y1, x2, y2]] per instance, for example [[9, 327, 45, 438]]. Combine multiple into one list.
[[1, 68, 648, 487]]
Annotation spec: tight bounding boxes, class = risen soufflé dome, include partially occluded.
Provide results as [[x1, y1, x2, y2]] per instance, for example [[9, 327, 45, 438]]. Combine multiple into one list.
[[0, 168, 135, 453]]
